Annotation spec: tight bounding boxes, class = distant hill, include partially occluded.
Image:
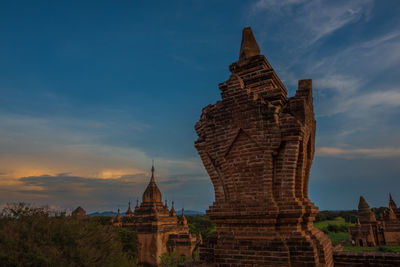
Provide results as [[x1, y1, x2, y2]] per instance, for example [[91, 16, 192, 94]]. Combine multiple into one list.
[[88, 210, 205, 217], [177, 210, 205, 216], [88, 211, 119, 217]]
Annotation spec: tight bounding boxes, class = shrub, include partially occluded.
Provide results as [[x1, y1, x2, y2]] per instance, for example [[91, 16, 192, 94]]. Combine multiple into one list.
[[186, 215, 216, 238], [0, 203, 137, 267], [160, 252, 195, 267]]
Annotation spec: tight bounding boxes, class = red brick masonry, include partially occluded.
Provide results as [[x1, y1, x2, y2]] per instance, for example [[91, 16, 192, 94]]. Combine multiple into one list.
[[194, 27, 333, 266], [333, 251, 400, 267]]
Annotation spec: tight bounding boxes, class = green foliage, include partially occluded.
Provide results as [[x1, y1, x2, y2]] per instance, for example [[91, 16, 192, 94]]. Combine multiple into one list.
[[117, 228, 138, 261], [192, 251, 200, 262], [316, 210, 358, 223], [327, 232, 349, 245], [0, 203, 138, 267], [91, 216, 113, 226], [314, 217, 354, 245], [160, 252, 196, 267], [326, 223, 348, 233], [343, 245, 400, 253], [186, 215, 216, 238], [315, 217, 353, 232]]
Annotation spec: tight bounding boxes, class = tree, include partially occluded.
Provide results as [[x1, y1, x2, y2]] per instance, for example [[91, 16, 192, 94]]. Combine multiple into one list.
[[0, 203, 138, 267]]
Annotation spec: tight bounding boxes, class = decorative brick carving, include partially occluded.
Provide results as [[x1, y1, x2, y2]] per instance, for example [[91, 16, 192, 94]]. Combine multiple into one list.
[[194, 27, 333, 266]]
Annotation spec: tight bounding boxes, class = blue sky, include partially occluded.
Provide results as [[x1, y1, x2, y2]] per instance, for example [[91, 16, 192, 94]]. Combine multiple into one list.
[[0, 0, 399, 213]]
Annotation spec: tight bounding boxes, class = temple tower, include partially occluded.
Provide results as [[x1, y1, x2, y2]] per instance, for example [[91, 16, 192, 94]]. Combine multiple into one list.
[[195, 27, 333, 266], [133, 164, 198, 267], [389, 193, 400, 218], [358, 196, 377, 224]]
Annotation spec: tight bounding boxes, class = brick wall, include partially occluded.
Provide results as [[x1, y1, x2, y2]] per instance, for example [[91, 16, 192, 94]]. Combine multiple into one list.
[[334, 251, 400, 266], [194, 27, 334, 266]]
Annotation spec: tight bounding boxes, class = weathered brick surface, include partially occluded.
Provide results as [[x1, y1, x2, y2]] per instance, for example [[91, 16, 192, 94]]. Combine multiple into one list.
[[194, 27, 333, 266], [333, 251, 400, 266]]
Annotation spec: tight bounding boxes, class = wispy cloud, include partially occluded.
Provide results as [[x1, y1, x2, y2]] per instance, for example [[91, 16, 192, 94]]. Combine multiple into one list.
[[0, 172, 212, 213], [360, 30, 400, 49], [309, 29, 400, 77], [0, 173, 146, 212], [0, 112, 205, 179], [250, 0, 374, 47], [316, 147, 400, 158], [246, 2, 400, 164], [311, 31, 400, 118], [343, 90, 400, 111]]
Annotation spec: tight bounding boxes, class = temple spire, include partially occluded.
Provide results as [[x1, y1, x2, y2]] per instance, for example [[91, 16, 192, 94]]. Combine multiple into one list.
[[170, 201, 176, 217], [179, 207, 187, 225], [239, 27, 260, 61], [358, 196, 376, 223], [126, 201, 133, 217], [151, 160, 155, 183], [142, 161, 162, 203], [358, 196, 370, 210], [389, 193, 397, 209], [115, 208, 121, 223]]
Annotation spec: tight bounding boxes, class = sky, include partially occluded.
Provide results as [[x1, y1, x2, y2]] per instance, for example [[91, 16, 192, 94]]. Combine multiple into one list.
[[0, 0, 399, 213]]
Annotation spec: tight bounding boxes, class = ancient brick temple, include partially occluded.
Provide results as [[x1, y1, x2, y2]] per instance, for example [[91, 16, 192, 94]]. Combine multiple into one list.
[[113, 165, 199, 267], [194, 27, 333, 266], [349, 194, 400, 247]]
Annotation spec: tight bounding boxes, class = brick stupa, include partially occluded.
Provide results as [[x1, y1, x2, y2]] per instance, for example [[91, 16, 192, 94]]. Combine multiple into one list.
[[194, 27, 333, 266]]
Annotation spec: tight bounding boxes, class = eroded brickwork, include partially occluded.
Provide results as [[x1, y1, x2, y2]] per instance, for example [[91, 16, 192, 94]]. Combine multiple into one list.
[[194, 27, 333, 266]]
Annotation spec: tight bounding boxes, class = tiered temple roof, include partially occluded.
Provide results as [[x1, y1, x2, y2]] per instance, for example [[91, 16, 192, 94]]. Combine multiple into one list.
[[112, 163, 199, 266], [349, 194, 400, 247]]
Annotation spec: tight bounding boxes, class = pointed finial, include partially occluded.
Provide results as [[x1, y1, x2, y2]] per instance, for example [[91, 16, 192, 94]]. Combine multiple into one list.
[[115, 208, 121, 222], [151, 160, 155, 182], [179, 207, 187, 225], [169, 201, 176, 217], [389, 193, 397, 209], [239, 27, 260, 60]]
